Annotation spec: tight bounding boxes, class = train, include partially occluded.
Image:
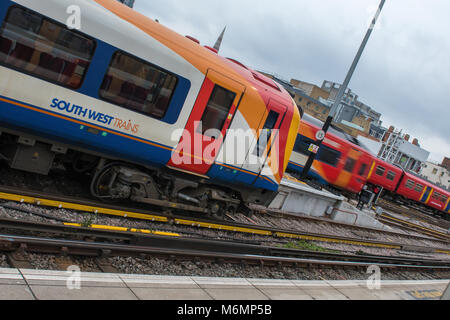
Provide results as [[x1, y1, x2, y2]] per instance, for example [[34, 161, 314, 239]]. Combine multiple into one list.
[[0, 0, 301, 216], [287, 112, 450, 217], [0, 0, 447, 219]]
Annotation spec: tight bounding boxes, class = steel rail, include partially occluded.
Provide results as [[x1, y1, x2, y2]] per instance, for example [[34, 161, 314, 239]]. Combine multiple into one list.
[[0, 232, 449, 270], [378, 199, 450, 230], [0, 186, 449, 252], [0, 217, 449, 267], [379, 213, 450, 241]]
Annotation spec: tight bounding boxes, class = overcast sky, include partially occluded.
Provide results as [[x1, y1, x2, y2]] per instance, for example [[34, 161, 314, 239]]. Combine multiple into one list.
[[134, 0, 449, 163]]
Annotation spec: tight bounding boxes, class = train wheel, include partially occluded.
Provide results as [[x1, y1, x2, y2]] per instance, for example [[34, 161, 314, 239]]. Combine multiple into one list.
[[90, 162, 132, 201]]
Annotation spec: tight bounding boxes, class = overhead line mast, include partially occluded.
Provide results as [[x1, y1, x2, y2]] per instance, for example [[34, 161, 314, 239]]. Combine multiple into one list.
[[301, 0, 386, 180]]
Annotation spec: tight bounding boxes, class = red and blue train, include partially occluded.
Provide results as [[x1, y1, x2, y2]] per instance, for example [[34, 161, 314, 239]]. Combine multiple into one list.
[[287, 114, 450, 217]]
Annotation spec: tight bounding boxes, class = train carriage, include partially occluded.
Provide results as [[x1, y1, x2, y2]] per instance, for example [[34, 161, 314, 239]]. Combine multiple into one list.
[[385, 169, 449, 215], [366, 158, 403, 192], [0, 0, 300, 214], [288, 114, 374, 194]]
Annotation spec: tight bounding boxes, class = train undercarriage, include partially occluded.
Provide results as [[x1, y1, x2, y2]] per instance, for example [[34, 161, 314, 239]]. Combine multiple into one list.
[[0, 129, 274, 217]]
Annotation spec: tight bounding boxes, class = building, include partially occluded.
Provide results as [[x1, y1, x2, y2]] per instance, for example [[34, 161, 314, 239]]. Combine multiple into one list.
[[377, 126, 430, 173], [265, 76, 383, 139], [442, 157, 450, 171], [420, 161, 450, 190], [117, 0, 135, 8], [320, 81, 382, 136]]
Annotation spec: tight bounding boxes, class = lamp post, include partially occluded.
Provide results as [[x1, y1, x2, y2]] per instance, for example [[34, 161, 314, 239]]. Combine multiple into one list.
[[301, 0, 386, 181]]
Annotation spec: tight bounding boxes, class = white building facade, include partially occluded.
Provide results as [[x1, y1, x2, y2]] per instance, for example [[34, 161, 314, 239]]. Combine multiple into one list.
[[420, 162, 450, 190]]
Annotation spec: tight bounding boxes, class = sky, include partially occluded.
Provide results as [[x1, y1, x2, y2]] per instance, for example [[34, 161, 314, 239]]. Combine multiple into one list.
[[133, 0, 449, 164]]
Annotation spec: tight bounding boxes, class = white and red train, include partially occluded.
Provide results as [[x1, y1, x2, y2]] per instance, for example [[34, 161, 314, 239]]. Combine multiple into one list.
[[0, 0, 447, 218], [0, 0, 300, 215]]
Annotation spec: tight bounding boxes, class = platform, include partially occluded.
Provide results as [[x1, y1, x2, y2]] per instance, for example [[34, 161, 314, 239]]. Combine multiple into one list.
[[270, 178, 389, 230], [0, 268, 448, 300]]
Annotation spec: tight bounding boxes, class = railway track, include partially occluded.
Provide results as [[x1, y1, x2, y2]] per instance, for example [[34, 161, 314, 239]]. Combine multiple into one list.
[[0, 218, 449, 271], [378, 199, 450, 230], [0, 186, 449, 253], [379, 212, 450, 242]]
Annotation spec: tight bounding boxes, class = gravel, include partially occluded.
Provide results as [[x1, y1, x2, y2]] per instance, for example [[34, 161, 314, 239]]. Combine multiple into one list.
[[0, 254, 9, 268], [0, 167, 449, 280], [6, 252, 447, 281]]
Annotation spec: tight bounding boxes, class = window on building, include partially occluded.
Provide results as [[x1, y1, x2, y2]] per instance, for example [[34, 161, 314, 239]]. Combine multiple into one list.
[[432, 168, 438, 174], [254, 110, 280, 157], [99, 51, 178, 119], [386, 171, 396, 181], [375, 166, 385, 176], [298, 97, 302, 103], [405, 180, 415, 189], [0, 6, 95, 89], [344, 158, 356, 173]]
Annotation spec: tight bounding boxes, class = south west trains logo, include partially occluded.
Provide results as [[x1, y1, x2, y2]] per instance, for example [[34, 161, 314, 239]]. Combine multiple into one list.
[[50, 98, 139, 134]]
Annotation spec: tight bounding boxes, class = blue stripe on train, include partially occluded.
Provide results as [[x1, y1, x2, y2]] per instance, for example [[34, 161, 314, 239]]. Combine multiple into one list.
[[287, 161, 329, 186], [208, 163, 278, 191], [420, 186, 432, 203], [0, 96, 279, 192], [0, 97, 173, 168]]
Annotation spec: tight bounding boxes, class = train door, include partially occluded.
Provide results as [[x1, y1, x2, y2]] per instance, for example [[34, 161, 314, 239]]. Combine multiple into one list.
[[420, 186, 433, 203], [167, 69, 245, 176], [234, 99, 287, 186]]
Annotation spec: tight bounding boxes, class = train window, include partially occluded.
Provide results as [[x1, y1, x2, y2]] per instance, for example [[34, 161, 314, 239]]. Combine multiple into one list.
[[358, 163, 368, 177], [254, 110, 280, 156], [386, 171, 396, 181], [293, 136, 312, 156], [405, 180, 415, 189], [375, 166, 385, 176], [100, 52, 178, 120], [317, 145, 341, 167], [200, 85, 236, 138], [344, 158, 356, 173], [293, 136, 341, 167], [0, 6, 95, 89], [414, 184, 424, 193]]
